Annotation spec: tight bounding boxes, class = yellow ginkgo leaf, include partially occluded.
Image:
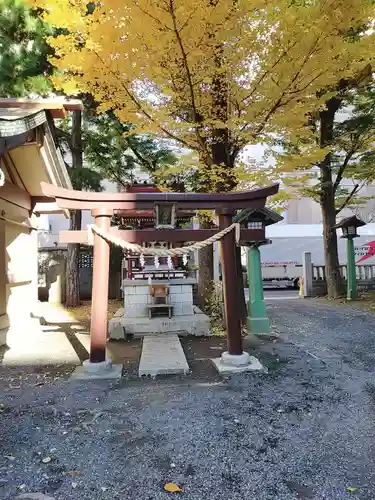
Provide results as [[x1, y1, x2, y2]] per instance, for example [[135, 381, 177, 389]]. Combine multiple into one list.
[[164, 482, 182, 493], [346, 486, 359, 493]]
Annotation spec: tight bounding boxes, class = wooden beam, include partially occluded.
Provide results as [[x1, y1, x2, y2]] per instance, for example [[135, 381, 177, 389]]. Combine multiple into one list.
[[40, 181, 279, 211], [48, 197, 268, 212], [0, 181, 31, 211], [32, 202, 65, 214], [59, 228, 266, 245], [0, 98, 83, 111]]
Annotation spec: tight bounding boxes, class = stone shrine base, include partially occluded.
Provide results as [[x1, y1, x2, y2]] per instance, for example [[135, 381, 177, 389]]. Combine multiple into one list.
[[109, 306, 210, 339]]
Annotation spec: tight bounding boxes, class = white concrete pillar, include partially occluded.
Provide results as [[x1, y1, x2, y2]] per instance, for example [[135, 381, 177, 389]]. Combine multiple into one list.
[[302, 251, 313, 297]]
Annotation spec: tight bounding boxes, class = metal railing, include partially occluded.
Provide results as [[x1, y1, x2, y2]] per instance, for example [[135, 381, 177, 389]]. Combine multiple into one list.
[[313, 264, 375, 281]]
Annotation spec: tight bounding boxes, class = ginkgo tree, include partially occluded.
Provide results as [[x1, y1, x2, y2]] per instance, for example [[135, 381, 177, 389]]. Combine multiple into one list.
[[28, 0, 375, 188], [276, 85, 375, 298], [28, 0, 375, 301]]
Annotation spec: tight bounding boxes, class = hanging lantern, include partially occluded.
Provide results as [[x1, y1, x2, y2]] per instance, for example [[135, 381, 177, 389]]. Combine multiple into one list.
[[154, 256, 160, 269]]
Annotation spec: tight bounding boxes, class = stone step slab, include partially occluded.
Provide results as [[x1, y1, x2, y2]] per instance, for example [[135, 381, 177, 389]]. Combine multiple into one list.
[[139, 334, 189, 378]]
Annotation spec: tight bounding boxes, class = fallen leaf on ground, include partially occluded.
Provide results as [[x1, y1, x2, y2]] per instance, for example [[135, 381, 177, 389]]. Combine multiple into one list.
[[164, 483, 182, 493], [42, 457, 52, 464], [66, 471, 81, 477], [5, 455, 15, 461], [346, 486, 359, 493]]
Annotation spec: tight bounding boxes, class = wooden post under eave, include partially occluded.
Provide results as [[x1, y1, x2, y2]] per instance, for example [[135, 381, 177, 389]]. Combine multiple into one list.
[[218, 212, 243, 356], [90, 208, 113, 363]]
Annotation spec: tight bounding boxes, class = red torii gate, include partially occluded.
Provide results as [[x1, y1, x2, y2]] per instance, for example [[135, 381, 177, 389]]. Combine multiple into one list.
[[40, 182, 278, 369]]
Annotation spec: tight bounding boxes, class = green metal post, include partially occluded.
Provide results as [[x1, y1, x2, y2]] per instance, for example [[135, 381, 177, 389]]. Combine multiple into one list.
[[346, 237, 357, 300], [247, 245, 270, 334]]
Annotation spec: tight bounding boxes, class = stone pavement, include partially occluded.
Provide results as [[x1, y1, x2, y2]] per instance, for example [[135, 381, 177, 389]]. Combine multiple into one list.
[[139, 334, 189, 377], [1, 303, 88, 366]]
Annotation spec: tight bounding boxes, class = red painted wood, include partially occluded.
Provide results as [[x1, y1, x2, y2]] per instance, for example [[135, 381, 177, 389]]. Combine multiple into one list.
[[89, 208, 112, 363]]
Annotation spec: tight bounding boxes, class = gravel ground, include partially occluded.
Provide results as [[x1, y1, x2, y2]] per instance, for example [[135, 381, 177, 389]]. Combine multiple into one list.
[[1, 299, 375, 499]]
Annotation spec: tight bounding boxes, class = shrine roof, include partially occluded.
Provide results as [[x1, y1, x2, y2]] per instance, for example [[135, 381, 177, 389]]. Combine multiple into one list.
[[0, 97, 83, 119], [125, 183, 161, 194]]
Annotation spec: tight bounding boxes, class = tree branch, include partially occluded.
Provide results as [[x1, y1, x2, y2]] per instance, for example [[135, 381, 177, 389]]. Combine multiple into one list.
[[253, 35, 321, 137], [241, 39, 299, 104], [129, 146, 154, 171], [133, 2, 172, 31], [168, 0, 209, 157], [333, 149, 355, 193], [104, 164, 129, 188], [94, 52, 191, 149], [335, 183, 360, 215]]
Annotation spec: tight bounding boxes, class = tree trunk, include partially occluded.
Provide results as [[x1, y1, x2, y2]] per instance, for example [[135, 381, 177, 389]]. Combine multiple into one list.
[[319, 98, 343, 298], [65, 110, 83, 307], [66, 210, 82, 307], [197, 217, 214, 309], [196, 42, 238, 307], [321, 176, 343, 298]]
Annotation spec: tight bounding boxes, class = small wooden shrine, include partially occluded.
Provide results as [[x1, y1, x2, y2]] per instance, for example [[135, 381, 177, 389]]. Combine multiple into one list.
[[114, 182, 194, 280]]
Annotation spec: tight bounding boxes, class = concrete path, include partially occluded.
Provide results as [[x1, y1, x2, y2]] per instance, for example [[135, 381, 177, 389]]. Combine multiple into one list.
[[139, 334, 189, 377], [1, 303, 88, 366]]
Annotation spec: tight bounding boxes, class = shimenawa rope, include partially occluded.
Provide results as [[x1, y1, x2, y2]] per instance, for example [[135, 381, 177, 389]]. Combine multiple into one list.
[[87, 222, 241, 256]]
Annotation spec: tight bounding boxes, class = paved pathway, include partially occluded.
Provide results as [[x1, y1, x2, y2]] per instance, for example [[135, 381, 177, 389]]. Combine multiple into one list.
[[1, 304, 87, 366], [139, 334, 189, 377]]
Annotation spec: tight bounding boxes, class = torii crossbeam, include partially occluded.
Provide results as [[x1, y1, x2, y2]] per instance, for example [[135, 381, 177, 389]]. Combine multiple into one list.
[[39, 182, 279, 370]]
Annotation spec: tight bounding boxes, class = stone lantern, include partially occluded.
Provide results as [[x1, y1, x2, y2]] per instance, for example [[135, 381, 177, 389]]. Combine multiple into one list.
[[235, 207, 283, 335], [334, 215, 366, 300]]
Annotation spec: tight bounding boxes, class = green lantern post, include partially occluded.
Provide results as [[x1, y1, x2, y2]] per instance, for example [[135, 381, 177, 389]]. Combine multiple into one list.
[[232, 207, 283, 336], [334, 216, 366, 301], [247, 244, 270, 334]]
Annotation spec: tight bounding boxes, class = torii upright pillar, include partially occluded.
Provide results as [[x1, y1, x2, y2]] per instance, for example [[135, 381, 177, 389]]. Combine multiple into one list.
[[72, 207, 122, 379], [213, 211, 263, 373], [90, 208, 112, 363]]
